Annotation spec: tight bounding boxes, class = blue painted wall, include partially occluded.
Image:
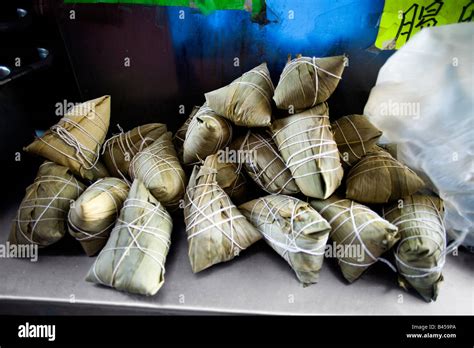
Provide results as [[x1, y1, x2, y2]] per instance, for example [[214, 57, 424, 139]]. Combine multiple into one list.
[[60, 1, 394, 128], [165, 0, 392, 118]]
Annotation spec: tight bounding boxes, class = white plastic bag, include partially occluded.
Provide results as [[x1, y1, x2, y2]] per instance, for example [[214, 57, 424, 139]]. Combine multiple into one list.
[[364, 23, 474, 250]]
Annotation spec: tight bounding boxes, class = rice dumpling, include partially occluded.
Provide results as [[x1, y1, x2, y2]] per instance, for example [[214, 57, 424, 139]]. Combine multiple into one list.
[[68, 177, 129, 256], [173, 106, 200, 161], [86, 179, 173, 296], [10, 162, 86, 247], [383, 195, 446, 302], [205, 63, 274, 127], [332, 114, 382, 166], [130, 131, 186, 209], [214, 159, 248, 205], [231, 131, 299, 195], [273, 56, 345, 111], [240, 195, 331, 284], [345, 149, 425, 204], [184, 154, 261, 273], [271, 107, 343, 199], [182, 104, 232, 165], [24, 95, 111, 181], [102, 123, 167, 182], [311, 196, 399, 283]]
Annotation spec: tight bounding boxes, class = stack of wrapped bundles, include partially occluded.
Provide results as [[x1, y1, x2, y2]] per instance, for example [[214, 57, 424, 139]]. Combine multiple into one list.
[[12, 52, 453, 305], [331, 114, 383, 166], [231, 131, 299, 195], [129, 130, 186, 209], [24, 96, 111, 181], [10, 162, 86, 247], [273, 55, 345, 112], [383, 195, 447, 302], [205, 63, 274, 127], [182, 104, 232, 165], [68, 177, 129, 256], [310, 196, 400, 282], [102, 123, 167, 183], [271, 106, 344, 199], [86, 179, 173, 296], [240, 195, 331, 285], [184, 154, 261, 273], [345, 149, 425, 204]]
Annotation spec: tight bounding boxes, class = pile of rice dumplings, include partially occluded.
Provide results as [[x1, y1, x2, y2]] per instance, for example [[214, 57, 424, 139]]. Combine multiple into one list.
[[11, 54, 452, 302]]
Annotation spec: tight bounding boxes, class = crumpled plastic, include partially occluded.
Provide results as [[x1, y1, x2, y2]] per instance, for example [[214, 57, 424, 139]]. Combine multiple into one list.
[[364, 23, 474, 250]]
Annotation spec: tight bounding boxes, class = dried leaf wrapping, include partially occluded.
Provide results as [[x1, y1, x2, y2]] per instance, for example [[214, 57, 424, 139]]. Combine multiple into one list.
[[24, 96, 111, 181], [231, 131, 299, 195], [68, 177, 129, 256], [102, 123, 167, 182], [273, 56, 345, 111], [310, 196, 399, 283], [271, 108, 343, 199], [10, 162, 86, 247], [86, 179, 173, 296], [205, 63, 274, 127], [346, 150, 425, 204], [331, 114, 382, 166], [214, 160, 248, 205], [240, 195, 331, 284], [182, 104, 232, 164], [173, 106, 200, 161], [130, 131, 186, 209], [383, 195, 446, 302], [184, 154, 261, 273]]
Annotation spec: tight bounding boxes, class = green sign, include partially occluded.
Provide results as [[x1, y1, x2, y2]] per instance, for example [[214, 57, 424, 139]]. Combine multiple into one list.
[[375, 0, 473, 50], [63, 0, 265, 16]]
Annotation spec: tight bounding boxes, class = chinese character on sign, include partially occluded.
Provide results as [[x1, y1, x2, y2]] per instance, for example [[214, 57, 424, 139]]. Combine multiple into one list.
[[396, 1, 444, 42], [415, 0, 444, 28], [458, 0, 474, 22]]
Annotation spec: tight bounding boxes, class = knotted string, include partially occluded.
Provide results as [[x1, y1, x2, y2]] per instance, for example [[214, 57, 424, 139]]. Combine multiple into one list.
[[184, 106, 233, 166], [239, 131, 297, 194], [14, 170, 84, 245], [184, 165, 246, 254], [333, 116, 367, 163], [383, 198, 447, 279], [272, 115, 342, 181], [91, 197, 172, 288], [279, 56, 342, 107], [101, 125, 158, 184], [68, 179, 129, 242], [129, 137, 185, 207], [319, 199, 397, 271], [39, 105, 107, 171], [249, 195, 328, 263], [230, 65, 275, 110]]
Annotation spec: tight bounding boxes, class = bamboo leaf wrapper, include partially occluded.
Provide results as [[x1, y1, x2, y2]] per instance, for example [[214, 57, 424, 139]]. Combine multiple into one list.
[[86, 179, 173, 296], [271, 107, 343, 199], [184, 154, 261, 273], [383, 195, 446, 302], [240, 195, 331, 284], [68, 177, 130, 256], [24, 95, 111, 181], [10, 162, 86, 247], [310, 196, 400, 283]]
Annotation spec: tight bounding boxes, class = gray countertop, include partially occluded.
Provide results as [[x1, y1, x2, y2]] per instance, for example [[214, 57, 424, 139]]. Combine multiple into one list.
[[0, 196, 473, 315]]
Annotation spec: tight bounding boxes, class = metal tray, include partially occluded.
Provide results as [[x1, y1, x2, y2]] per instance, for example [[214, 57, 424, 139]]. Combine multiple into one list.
[[0, 192, 472, 315]]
